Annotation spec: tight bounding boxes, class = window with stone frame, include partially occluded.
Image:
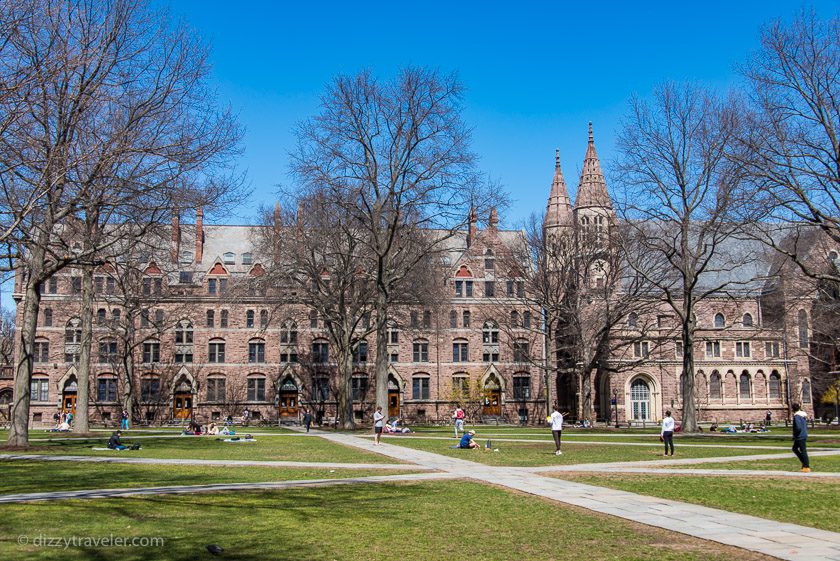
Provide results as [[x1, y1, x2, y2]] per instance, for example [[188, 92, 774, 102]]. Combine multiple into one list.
[[352, 376, 368, 401], [462, 310, 471, 328], [142, 340, 160, 364], [220, 309, 229, 328], [246, 309, 255, 328], [735, 341, 751, 358], [513, 340, 529, 363], [98, 339, 118, 363], [248, 339, 266, 363], [207, 377, 226, 401], [412, 375, 430, 400], [247, 376, 266, 401], [769, 372, 782, 399], [705, 341, 721, 358], [208, 339, 226, 363], [452, 339, 469, 362], [709, 371, 722, 399], [43, 307, 53, 327], [64, 318, 82, 363], [34, 339, 50, 363], [739, 372, 751, 399], [352, 340, 368, 363], [513, 376, 531, 400], [633, 340, 650, 359], [97, 376, 118, 402], [206, 309, 215, 328], [97, 308, 107, 326], [30, 378, 49, 402], [312, 340, 329, 363], [765, 341, 780, 358], [141, 377, 161, 402], [412, 339, 429, 363]]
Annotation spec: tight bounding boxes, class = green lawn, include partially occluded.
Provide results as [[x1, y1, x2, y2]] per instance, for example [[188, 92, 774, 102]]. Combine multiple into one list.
[[1, 434, 387, 463], [0, 460, 421, 495], [550, 473, 840, 532], [0, 481, 771, 561], [666, 453, 840, 473], [380, 435, 783, 466]]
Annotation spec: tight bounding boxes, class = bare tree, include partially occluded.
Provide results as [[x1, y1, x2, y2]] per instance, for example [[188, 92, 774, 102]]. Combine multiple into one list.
[[0, 308, 14, 367], [736, 11, 839, 283], [614, 82, 747, 432], [1, 0, 242, 446], [289, 67, 498, 415]]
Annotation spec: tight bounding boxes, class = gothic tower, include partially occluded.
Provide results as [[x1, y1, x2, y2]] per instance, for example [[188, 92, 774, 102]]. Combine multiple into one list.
[[543, 148, 573, 232], [573, 122, 614, 239]]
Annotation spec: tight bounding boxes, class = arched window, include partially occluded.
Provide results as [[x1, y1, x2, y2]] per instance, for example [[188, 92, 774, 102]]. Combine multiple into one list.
[[208, 338, 225, 363], [742, 313, 753, 327], [709, 371, 722, 399], [96, 375, 118, 402], [246, 309, 255, 328], [512, 375, 530, 400], [206, 309, 215, 328], [739, 372, 751, 400], [207, 375, 226, 401], [175, 320, 193, 344], [452, 338, 469, 363], [260, 310, 269, 328], [769, 372, 781, 399], [97, 308, 107, 326], [462, 310, 471, 328], [523, 311, 531, 329], [412, 374, 430, 399], [801, 379, 812, 404], [714, 313, 725, 328], [248, 338, 266, 363], [242, 252, 253, 265], [111, 309, 120, 327], [798, 310, 809, 348], [630, 378, 651, 420], [628, 312, 638, 328], [484, 249, 494, 270], [223, 252, 236, 265], [482, 321, 499, 344], [412, 338, 429, 362], [510, 310, 519, 328], [43, 307, 53, 327]]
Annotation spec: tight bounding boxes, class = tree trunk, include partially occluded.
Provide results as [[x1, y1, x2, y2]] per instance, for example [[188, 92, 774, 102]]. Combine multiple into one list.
[[74, 268, 94, 433], [122, 319, 135, 424], [373, 295, 389, 413], [543, 319, 554, 418], [8, 252, 45, 447], [339, 345, 354, 430], [681, 312, 698, 432]]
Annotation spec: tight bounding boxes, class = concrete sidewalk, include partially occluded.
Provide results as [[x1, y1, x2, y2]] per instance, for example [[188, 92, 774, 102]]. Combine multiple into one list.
[[319, 432, 840, 561]]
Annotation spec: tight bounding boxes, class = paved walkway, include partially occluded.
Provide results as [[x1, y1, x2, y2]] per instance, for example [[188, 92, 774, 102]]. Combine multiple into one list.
[[0, 471, 453, 504], [317, 431, 840, 561]]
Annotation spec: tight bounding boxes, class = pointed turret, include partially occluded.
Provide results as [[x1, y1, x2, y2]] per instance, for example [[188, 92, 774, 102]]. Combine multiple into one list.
[[574, 122, 613, 212], [543, 148, 573, 230]]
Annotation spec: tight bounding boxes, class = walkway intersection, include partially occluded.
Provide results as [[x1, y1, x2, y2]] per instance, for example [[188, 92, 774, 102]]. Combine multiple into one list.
[[2, 428, 839, 561]]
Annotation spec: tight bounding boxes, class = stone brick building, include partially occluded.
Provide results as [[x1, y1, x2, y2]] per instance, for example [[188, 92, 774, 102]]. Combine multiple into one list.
[[3, 125, 826, 427]]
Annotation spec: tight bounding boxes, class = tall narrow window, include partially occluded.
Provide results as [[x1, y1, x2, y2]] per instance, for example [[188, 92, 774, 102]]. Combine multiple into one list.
[[714, 313, 725, 328], [43, 308, 53, 327], [449, 310, 457, 328], [739, 372, 751, 400], [220, 310, 228, 328], [462, 310, 471, 328], [260, 310, 269, 328], [798, 310, 809, 348], [206, 310, 215, 328], [246, 310, 255, 328]]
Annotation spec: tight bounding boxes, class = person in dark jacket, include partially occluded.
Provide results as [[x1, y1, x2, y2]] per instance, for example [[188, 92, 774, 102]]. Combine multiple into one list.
[[791, 403, 811, 473], [107, 430, 127, 451], [302, 409, 313, 433]]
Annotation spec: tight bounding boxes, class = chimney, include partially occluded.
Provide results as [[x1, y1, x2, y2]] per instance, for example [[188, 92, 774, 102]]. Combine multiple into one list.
[[466, 207, 477, 248], [488, 207, 498, 231], [170, 208, 180, 263], [194, 207, 204, 264]]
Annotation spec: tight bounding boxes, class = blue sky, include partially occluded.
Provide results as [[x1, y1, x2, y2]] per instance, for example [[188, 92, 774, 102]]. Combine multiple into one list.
[[1, 1, 836, 312], [161, 1, 836, 227]]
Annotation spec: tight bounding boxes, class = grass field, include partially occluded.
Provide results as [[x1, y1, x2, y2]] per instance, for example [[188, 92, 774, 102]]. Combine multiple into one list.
[[1, 433, 387, 463], [378, 435, 786, 466], [0, 481, 774, 561], [665, 453, 840, 473], [550, 472, 840, 532], [0, 460, 422, 494]]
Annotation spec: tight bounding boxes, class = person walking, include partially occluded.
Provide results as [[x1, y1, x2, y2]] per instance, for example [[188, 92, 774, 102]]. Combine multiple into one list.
[[302, 408, 313, 433], [121, 409, 130, 430], [792, 403, 811, 473], [373, 406, 384, 445], [453, 405, 465, 438], [549, 405, 564, 456], [661, 410, 675, 457]]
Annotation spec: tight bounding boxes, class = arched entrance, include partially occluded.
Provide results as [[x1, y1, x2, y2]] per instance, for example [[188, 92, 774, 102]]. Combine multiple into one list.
[[387, 375, 400, 418], [62, 377, 78, 415], [482, 373, 502, 416], [630, 378, 651, 421], [172, 378, 193, 419], [278, 377, 299, 418]]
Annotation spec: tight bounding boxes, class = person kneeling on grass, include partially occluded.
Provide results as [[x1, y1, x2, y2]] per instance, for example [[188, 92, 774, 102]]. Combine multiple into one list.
[[459, 430, 482, 450], [107, 430, 127, 451]]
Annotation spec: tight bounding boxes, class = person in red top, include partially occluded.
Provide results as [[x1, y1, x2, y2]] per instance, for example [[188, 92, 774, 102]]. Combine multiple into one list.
[[453, 405, 465, 438]]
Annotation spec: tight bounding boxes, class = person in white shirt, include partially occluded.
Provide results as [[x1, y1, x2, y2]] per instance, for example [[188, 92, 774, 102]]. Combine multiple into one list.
[[453, 406, 465, 438], [549, 405, 565, 456], [661, 410, 675, 456], [373, 406, 385, 445]]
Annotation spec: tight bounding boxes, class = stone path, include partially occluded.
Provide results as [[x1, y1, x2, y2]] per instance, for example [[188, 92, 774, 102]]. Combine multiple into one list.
[[0, 471, 453, 504], [317, 431, 840, 561]]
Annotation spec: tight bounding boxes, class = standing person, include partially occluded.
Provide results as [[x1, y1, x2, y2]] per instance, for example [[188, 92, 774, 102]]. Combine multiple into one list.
[[765, 409, 772, 427], [373, 406, 384, 445], [302, 408, 313, 433], [453, 405, 465, 438], [65, 410, 73, 426], [661, 410, 675, 457], [121, 409, 130, 430], [792, 403, 811, 473], [549, 405, 564, 456], [53, 410, 61, 426], [242, 408, 250, 427]]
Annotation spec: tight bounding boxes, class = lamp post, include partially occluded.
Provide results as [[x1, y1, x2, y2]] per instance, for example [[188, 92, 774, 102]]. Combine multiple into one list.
[[613, 388, 619, 428]]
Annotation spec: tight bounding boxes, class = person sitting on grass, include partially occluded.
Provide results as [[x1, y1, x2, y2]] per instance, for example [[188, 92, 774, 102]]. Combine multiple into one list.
[[107, 430, 127, 451], [459, 430, 482, 450], [207, 422, 219, 435]]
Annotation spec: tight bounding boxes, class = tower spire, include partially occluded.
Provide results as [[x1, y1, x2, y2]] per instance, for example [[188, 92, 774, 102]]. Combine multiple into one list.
[[574, 122, 613, 212], [544, 148, 573, 230]]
